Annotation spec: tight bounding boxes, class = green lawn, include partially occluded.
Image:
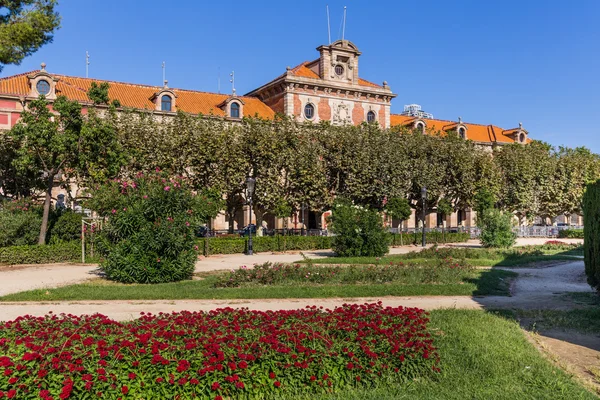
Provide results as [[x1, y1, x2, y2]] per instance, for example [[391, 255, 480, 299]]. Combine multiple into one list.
[[303, 246, 583, 267], [0, 268, 516, 301], [282, 310, 595, 399]]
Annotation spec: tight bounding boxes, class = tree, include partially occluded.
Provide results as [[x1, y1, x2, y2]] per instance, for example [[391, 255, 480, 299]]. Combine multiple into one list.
[[0, 0, 60, 72], [478, 209, 516, 248], [11, 95, 82, 244], [385, 197, 412, 225], [436, 198, 453, 221], [87, 82, 110, 105], [473, 188, 495, 216], [583, 180, 600, 291]]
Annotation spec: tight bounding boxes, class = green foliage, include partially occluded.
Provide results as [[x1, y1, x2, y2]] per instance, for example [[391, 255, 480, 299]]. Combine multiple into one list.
[[436, 198, 453, 217], [558, 228, 584, 239], [87, 81, 110, 105], [215, 258, 474, 288], [478, 209, 516, 248], [48, 210, 82, 244], [385, 197, 412, 221], [329, 199, 389, 257], [89, 173, 222, 284], [199, 235, 332, 255], [0, 202, 41, 247], [0, 242, 84, 265], [0, 0, 60, 71], [474, 188, 495, 215], [583, 180, 600, 290], [389, 232, 470, 246]]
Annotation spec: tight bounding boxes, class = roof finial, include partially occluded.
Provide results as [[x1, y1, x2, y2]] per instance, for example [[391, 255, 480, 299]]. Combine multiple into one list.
[[163, 80, 168, 89], [519, 122, 522, 129], [40, 62, 46, 71], [458, 116, 462, 123]]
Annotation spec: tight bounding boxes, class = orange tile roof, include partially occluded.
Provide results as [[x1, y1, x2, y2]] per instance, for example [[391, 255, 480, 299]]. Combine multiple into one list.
[[0, 71, 275, 119], [390, 114, 522, 144], [286, 61, 383, 89]]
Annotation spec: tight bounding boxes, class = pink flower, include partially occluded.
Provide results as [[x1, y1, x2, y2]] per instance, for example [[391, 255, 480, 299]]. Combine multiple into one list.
[[111, 209, 116, 214], [143, 195, 148, 199], [164, 186, 171, 191], [157, 258, 161, 263]]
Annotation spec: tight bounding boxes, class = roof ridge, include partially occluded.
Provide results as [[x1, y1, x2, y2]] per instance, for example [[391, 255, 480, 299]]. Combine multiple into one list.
[[52, 73, 262, 100], [0, 70, 39, 81]]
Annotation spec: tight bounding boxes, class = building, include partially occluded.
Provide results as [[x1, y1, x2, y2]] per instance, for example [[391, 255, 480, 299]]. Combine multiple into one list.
[[0, 40, 534, 231]]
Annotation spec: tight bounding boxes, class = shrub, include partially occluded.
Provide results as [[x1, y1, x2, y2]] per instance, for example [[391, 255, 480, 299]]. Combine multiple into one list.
[[583, 181, 600, 290], [0, 242, 85, 265], [558, 228, 584, 239], [0, 199, 42, 247], [48, 210, 83, 244], [88, 173, 221, 284], [329, 200, 389, 257], [0, 304, 439, 399], [477, 209, 516, 248], [199, 235, 332, 255], [215, 259, 474, 288], [389, 232, 470, 246]]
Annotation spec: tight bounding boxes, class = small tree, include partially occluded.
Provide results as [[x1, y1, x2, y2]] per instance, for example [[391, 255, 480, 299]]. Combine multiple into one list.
[[477, 209, 516, 248], [0, 0, 61, 72], [583, 180, 600, 291], [329, 199, 389, 257], [89, 172, 222, 284], [11, 96, 83, 244], [385, 197, 411, 245]]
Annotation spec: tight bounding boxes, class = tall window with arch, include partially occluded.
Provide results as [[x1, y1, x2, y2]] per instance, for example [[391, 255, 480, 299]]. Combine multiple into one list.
[[230, 102, 240, 118], [161, 95, 172, 112], [367, 110, 376, 123], [459, 127, 466, 139], [304, 103, 315, 119]]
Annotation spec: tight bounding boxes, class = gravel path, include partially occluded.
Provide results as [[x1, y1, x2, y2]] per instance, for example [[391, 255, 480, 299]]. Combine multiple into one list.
[[0, 238, 587, 321]]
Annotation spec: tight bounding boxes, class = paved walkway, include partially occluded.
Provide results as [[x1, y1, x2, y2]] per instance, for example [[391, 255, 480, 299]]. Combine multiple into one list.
[[0, 237, 586, 321]]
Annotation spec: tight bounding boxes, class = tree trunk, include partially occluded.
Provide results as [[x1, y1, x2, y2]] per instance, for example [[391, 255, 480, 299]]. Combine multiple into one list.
[[38, 174, 54, 245], [227, 210, 236, 234]]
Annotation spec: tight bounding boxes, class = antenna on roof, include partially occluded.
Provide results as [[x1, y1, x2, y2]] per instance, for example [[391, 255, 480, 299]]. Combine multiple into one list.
[[230, 71, 236, 95], [85, 51, 90, 78], [342, 6, 347, 41], [326, 5, 331, 44], [162, 62, 166, 86]]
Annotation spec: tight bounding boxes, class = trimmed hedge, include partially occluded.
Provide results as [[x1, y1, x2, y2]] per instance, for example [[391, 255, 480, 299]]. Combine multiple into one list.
[[199, 235, 332, 256], [199, 232, 470, 256], [0, 242, 90, 265], [389, 232, 470, 246], [584, 181, 600, 290], [558, 229, 584, 239]]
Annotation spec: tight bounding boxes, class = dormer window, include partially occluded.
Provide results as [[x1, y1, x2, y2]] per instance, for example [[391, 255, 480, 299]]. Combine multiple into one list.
[[161, 95, 172, 112], [230, 102, 240, 118], [304, 103, 315, 119], [367, 111, 376, 123], [458, 127, 466, 139], [416, 121, 425, 133], [36, 80, 51, 95], [519, 133, 525, 143]]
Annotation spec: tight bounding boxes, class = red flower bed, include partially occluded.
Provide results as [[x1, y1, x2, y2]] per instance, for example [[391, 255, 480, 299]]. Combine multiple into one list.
[[0, 303, 439, 399]]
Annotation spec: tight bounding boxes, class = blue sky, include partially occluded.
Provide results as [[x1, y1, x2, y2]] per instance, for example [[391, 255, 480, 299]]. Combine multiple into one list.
[[3, 0, 599, 151]]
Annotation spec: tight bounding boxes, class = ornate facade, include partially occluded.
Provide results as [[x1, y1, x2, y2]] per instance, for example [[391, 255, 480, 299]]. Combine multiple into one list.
[[0, 40, 536, 231]]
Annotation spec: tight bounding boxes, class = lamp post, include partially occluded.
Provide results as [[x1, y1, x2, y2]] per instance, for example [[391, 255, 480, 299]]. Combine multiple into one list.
[[421, 186, 427, 247], [246, 177, 255, 255]]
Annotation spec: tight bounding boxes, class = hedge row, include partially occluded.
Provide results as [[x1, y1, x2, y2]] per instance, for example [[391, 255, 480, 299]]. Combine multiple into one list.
[[558, 229, 584, 239], [0, 242, 89, 265], [199, 235, 333, 256], [199, 233, 470, 256], [389, 232, 471, 246]]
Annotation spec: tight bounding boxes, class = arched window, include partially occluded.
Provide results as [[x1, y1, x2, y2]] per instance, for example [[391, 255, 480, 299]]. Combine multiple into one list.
[[416, 122, 425, 133], [36, 80, 51, 95], [304, 103, 315, 119], [367, 111, 376, 123], [519, 133, 525, 143], [335, 65, 344, 76], [161, 95, 172, 112], [230, 102, 240, 118], [458, 127, 466, 139]]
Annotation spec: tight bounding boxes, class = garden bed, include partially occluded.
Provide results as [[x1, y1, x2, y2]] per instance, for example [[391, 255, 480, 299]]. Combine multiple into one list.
[[0, 303, 438, 399]]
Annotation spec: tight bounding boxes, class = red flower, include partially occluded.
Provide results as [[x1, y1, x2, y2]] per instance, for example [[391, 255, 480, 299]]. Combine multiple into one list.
[[214, 396, 223, 400], [121, 386, 128, 394], [269, 372, 276, 379], [274, 381, 281, 388], [128, 372, 136, 380], [7, 390, 16, 399], [211, 382, 220, 391]]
